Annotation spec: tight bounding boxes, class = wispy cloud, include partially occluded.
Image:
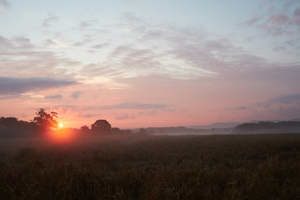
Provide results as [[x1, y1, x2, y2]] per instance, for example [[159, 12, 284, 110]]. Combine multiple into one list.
[[0, 77, 76, 96], [70, 91, 82, 99], [259, 93, 300, 120], [115, 113, 136, 120], [91, 43, 109, 49], [0, 35, 34, 49], [0, 35, 81, 78], [235, 93, 300, 121], [260, 93, 300, 107], [79, 19, 99, 30], [0, 0, 9, 8], [242, 1, 300, 37], [76, 12, 300, 97], [45, 94, 63, 99], [80, 15, 225, 80], [42, 14, 59, 28], [232, 106, 248, 111], [89, 102, 171, 111]]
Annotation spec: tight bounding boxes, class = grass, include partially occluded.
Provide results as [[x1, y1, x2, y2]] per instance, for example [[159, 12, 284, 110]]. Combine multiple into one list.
[[0, 134, 300, 200]]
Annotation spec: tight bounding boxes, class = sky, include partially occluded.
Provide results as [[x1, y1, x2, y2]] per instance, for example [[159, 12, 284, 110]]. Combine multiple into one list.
[[0, 0, 300, 128]]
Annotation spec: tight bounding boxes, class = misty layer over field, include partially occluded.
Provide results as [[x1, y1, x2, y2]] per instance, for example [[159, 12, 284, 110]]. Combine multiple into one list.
[[1, 134, 300, 200]]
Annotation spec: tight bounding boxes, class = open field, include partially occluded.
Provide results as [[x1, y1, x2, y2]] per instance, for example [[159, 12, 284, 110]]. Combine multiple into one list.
[[0, 134, 300, 200]]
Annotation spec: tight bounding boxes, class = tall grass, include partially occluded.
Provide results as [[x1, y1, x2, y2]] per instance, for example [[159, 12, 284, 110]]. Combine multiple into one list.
[[0, 134, 300, 199]]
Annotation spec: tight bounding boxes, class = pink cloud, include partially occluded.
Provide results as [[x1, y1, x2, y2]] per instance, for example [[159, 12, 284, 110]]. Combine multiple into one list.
[[242, 1, 300, 36], [293, 7, 300, 25], [295, 8, 300, 17], [268, 14, 289, 25], [243, 16, 263, 26], [0, 0, 9, 8]]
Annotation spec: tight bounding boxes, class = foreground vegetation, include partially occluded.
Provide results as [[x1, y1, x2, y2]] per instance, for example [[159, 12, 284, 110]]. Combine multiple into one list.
[[0, 134, 300, 200]]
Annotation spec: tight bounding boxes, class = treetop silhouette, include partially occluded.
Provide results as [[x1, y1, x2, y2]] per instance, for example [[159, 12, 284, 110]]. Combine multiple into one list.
[[33, 108, 58, 131]]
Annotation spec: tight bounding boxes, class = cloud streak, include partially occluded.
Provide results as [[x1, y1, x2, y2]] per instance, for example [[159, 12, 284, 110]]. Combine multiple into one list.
[[235, 93, 300, 121], [45, 94, 63, 99], [0, 0, 9, 8], [0, 35, 81, 79], [89, 102, 171, 110], [0, 77, 76, 95], [71, 91, 82, 99], [262, 93, 300, 107], [42, 14, 59, 28], [242, 1, 300, 37]]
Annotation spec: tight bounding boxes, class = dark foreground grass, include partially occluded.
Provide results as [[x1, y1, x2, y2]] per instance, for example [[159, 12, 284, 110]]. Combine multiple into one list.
[[0, 134, 300, 200]]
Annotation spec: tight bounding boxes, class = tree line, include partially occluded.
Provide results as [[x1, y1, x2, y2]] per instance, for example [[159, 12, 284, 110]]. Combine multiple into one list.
[[0, 108, 132, 137], [234, 121, 300, 133]]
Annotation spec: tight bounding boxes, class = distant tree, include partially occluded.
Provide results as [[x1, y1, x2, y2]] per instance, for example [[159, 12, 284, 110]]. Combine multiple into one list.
[[0, 117, 37, 137], [138, 128, 147, 134], [0, 117, 18, 127], [0, 117, 18, 136], [234, 121, 300, 134], [33, 108, 58, 131], [111, 127, 121, 134], [91, 119, 112, 134], [80, 125, 90, 133]]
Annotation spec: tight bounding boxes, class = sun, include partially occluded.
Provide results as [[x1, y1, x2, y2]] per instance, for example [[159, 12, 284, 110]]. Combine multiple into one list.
[[58, 122, 64, 129]]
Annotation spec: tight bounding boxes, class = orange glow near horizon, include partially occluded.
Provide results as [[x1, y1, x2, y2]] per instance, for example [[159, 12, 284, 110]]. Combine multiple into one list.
[[58, 122, 64, 129], [47, 128, 76, 144]]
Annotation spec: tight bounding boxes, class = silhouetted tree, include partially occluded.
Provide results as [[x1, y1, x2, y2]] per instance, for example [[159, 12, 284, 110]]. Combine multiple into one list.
[[0, 117, 37, 137], [33, 108, 58, 131], [111, 127, 120, 134], [91, 119, 112, 134], [0, 117, 18, 127], [80, 125, 90, 133], [139, 128, 147, 134]]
